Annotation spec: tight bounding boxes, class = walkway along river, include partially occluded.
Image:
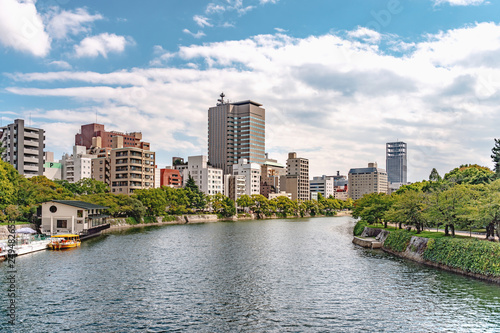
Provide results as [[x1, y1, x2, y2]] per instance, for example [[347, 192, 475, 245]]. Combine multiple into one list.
[[2, 216, 500, 332]]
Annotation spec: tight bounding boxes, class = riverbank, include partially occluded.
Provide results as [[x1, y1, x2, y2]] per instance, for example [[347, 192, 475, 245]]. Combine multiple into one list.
[[354, 226, 500, 284]]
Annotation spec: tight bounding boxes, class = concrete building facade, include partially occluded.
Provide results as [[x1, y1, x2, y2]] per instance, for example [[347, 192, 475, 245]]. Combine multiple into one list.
[[0, 119, 45, 177], [224, 174, 246, 202], [386, 141, 407, 184], [91, 136, 155, 195], [348, 162, 388, 200], [281, 152, 309, 201], [159, 168, 183, 188], [182, 155, 223, 195], [260, 158, 286, 198], [61, 145, 96, 183], [208, 96, 266, 174], [232, 158, 261, 196], [309, 175, 335, 199], [75, 123, 150, 150]]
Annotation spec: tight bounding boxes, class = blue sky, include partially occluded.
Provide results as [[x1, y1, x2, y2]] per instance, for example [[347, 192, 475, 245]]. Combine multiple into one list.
[[1, 0, 500, 181]]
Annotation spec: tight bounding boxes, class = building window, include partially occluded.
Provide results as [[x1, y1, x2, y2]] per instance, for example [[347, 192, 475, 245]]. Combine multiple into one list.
[[56, 220, 68, 228], [77, 210, 83, 218]]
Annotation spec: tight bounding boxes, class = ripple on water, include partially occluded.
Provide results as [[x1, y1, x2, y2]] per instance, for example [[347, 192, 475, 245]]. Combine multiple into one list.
[[2, 217, 500, 332]]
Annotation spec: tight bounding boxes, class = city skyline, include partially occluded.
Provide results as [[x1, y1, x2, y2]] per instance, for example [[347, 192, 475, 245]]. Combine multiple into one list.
[[1, 0, 500, 181]]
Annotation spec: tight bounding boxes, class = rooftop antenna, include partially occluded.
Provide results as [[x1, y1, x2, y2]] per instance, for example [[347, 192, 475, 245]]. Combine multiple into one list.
[[217, 92, 225, 105]]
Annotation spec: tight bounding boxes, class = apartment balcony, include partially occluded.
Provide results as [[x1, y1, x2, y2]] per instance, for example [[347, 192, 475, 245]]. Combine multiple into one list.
[[129, 159, 142, 165], [23, 156, 39, 164], [24, 164, 39, 172], [24, 131, 39, 139], [24, 148, 39, 156], [24, 140, 39, 148]]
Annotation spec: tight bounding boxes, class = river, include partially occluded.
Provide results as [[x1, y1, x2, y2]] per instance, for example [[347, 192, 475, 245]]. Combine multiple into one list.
[[2, 216, 500, 332]]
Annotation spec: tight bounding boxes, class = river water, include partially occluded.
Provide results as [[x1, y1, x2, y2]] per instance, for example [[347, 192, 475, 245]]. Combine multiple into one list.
[[1, 216, 500, 332]]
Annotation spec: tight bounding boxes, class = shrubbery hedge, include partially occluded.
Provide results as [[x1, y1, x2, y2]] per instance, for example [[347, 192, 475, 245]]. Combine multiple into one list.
[[353, 221, 368, 236], [424, 238, 500, 277], [383, 230, 412, 252]]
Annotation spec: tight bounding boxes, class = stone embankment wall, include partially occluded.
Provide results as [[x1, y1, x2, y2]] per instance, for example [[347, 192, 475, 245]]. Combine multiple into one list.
[[354, 227, 500, 284]]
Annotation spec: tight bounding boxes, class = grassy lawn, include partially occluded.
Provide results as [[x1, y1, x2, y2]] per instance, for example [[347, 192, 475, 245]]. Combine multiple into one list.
[[366, 223, 469, 239], [0, 222, 30, 226]]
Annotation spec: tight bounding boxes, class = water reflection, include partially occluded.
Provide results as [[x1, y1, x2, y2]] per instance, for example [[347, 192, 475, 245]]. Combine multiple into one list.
[[1, 217, 500, 332]]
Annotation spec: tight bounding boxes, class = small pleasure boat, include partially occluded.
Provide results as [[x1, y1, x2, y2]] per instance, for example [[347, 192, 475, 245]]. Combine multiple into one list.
[[47, 234, 81, 250]]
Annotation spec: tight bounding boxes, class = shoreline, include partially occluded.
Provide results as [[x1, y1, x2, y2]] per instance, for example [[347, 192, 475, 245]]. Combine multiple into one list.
[[102, 211, 353, 234]]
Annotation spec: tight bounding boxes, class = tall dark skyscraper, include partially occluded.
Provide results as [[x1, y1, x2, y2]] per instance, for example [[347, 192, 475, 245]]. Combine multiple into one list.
[[386, 141, 407, 184], [208, 94, 266, 174]]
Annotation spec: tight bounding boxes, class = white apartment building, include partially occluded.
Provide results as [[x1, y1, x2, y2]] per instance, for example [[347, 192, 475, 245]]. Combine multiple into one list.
[[232, 158, 261, 196], [61, 145, 96, 183], [309, 175, 335, 199], [183, 155, 223, 195]]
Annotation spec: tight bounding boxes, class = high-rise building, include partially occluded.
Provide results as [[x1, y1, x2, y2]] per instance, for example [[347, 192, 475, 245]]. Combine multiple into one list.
[[281, 152, 309, 201], [208, 94, 265, 174], [386, 141, 407, 184], [0, 119, 45, 177], [348, 162, 388, 200]]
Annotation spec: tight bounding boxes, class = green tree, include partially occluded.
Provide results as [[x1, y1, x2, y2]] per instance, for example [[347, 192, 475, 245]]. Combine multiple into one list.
[[133, 188, 167, 217], [429, 168, 442, 182], [426, 184, 479, 236], [444, 164, 494, 185], [236, 194, 253, 212], [210, 193, 236, 217], [184, 175, 207, 211], [75, 178, 109, 195], [492, 138, 500, 178], [352, 193, 394, 227], [274, 196, 297, 217], [473, 180, 500, 240], [0, 161, 16, 208], [386, 190, 427, 232]]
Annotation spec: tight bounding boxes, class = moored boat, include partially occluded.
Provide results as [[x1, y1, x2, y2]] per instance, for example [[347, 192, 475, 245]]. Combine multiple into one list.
[[47, 234, 81, 250]]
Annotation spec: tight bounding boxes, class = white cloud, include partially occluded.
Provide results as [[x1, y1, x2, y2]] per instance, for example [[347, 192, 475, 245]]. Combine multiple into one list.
[[348, 27, 382, 44], [46, 7, 103, 39], [182, 29, 206, 39], [7, 23, 500, 180], [206, 3, 225, 14], [0, 0, 51, 57], [74, 33, 133, 58], [48, 60, 72, 69], [193, 15, 212, 28], [434, 0, 486, 5]]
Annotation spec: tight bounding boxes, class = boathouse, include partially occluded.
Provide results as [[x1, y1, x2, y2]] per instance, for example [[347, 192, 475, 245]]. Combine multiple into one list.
[[40, 200, 110, 238]]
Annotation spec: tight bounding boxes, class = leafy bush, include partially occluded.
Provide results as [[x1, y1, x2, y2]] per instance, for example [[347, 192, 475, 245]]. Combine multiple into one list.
[[423, 238, 500, 277], [353, 221, 368, 236], [383, 230, 412, 252], [125, 217, 139, 225], [162, 215, 176, 222], [143, 216, 158, 224]]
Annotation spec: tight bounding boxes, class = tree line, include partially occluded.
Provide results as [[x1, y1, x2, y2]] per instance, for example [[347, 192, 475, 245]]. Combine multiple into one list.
[[0, 162, 351, 223], [353, 164, 500, 239]]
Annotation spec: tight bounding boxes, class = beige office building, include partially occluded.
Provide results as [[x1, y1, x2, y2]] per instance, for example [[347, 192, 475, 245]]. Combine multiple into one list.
[[208, 96, 266, 174], [280, 152, 309, 201], [91, 136, 155, 195], [348, 162, 388, 200]]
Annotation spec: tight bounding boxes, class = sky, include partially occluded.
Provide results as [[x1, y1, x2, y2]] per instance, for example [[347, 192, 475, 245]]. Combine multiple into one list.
[[1, 0, 500, 182]]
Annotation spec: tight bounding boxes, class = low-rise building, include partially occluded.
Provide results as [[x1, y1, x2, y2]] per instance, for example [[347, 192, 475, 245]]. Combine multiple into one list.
[[233, 158, 261, 196], [61, 145, 96, 183], [40, 200, 110, 237], [309, 175, 335, 199], [348, 162, 388, 200], [160, 168, 183, 188]]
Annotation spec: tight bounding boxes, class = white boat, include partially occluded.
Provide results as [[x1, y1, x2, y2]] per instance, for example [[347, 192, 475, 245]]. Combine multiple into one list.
[[0, 233, 50, 257]]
